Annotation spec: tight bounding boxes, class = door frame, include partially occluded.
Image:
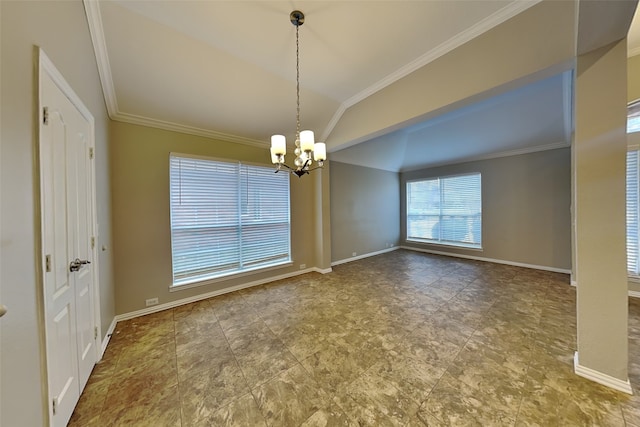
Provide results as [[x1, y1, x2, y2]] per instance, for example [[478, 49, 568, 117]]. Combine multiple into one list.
[[37, 47, 102, 423]]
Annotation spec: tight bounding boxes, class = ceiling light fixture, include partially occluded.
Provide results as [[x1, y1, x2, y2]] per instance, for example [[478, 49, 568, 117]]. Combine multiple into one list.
[[270, 10, 326, 178]]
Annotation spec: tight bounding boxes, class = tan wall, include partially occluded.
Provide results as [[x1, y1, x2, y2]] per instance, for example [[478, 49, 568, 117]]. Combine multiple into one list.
[[401, 148, 572, 270], [330, 162, 400, 262], [574, 39, 628, 380], [629, 54, 640, 103], [110, 121, 323, 314], [0, 1, 114, 425]]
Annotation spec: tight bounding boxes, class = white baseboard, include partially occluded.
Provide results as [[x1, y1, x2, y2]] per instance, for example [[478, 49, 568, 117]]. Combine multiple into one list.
[[401, 245, 571, 275], [574, 352, 633, 394], [313, 267, 333, 274], [331, 246, 399, 267], [100, 317, 117, 359], [115, 267, 323, 322]]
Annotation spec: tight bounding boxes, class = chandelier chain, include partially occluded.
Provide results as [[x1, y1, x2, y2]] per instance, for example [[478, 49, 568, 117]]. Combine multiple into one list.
[[270, 10, 326, 178], [296, 23, 300, 140]]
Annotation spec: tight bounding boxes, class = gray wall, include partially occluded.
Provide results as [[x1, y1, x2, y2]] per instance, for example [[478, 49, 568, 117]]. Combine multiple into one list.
[[1, 1, 114, 425], [330, 161, 400, 262], [401, 148, 572, 270]]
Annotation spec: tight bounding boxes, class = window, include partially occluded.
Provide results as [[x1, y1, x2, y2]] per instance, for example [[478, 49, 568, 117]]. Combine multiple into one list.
[[406, 173, 482, 248], [169, 154, 290, 287], [627, 150, 639, 276], [627, 100, 640, 277]]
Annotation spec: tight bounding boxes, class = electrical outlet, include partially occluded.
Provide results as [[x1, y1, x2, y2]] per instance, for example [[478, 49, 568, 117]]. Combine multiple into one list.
[[145, 297, 159, 307], [352, 252, 357, 257], [300, 264, 306, 269]]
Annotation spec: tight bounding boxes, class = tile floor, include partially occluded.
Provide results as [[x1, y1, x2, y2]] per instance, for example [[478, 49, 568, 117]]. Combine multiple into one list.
[[69, 250, 640, 426]]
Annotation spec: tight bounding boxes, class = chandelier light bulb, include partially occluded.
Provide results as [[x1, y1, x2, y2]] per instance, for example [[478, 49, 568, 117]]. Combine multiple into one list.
[[300, 130, 315, 152], [271, 134, 286, 155], [270, 147, 281, 164], [313, 142, 326, 161]]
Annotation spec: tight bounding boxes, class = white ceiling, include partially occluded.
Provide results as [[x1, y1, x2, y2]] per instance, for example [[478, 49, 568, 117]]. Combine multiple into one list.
[[331, 72, 571, 172], [86, 0, 640, 172]]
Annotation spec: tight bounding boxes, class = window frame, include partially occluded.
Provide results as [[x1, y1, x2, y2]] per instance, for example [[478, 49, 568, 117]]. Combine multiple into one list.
[[406, 172, 482, 250], [628, 99, 640, 134], [168, 153, 292, 291]]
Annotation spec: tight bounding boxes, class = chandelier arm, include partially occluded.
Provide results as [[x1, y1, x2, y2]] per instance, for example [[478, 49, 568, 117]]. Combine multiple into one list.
[[305, 164, 325, 173]]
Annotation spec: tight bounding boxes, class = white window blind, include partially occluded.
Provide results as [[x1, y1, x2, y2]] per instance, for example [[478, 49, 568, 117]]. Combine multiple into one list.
[[169, 155, 290, 286], [627, 150, 640, 276], [407, 173, 482, 248]]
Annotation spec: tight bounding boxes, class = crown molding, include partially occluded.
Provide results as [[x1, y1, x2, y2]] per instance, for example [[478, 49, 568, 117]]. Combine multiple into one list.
[[400, 140, 570, 173], [322, 0, 543, 141], [83, 0, 118, 118], [83, 0, 266, 147], [320, 103, 347, 142], [113, 112, 267, 148], [85, 0, 542, 148]]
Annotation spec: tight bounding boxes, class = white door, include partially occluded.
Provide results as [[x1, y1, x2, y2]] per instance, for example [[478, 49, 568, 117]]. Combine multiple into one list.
[[40, 51, 97, 427]]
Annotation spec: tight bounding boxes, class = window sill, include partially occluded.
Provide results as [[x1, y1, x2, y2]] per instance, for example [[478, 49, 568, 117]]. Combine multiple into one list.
[[169, 260, 293, 292], [405, 238, 483, 251]]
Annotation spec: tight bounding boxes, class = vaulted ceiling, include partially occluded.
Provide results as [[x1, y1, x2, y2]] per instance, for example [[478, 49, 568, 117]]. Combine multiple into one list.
[[85, 0, 639, 172]]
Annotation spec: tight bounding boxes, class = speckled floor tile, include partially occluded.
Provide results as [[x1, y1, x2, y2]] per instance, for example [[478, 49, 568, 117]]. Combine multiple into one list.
[[98, 383, 181, 427], [300, 400, 352, 427], [70, 250, 640, 427], [252, 363, 331, 426], [301, 340, 383, 396], [193, 393, 267, 427], [333, 367, 420, 426], [179, 356, 250, 425], [419, 372, 516, 426]]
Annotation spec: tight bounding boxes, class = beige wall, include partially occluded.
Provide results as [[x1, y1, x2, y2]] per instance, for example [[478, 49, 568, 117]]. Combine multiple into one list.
[[401, 148, 572, 271], [629, 54, 640, 103], [330, 162, 400, 262], [574, 39, 628, 381], [0, 1, 114, 425], [110, 121, 324, 314]]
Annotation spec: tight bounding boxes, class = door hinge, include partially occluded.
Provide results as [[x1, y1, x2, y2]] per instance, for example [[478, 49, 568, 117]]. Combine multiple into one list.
[[91, 237, 95, 249], [52, 397, 57, 415], [89, 147, 94, 159], [43, 107, 49, 125], [45, 254, 51, 272], [94, 326, 98, 340]]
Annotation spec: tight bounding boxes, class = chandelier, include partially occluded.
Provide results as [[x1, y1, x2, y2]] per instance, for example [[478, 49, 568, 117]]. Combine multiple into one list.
[[270, 10, 326, 178]]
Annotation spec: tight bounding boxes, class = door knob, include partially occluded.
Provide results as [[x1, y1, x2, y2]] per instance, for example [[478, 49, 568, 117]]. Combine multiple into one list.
[[0, 304, 7, 318], [69, 258, 91, 272]]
